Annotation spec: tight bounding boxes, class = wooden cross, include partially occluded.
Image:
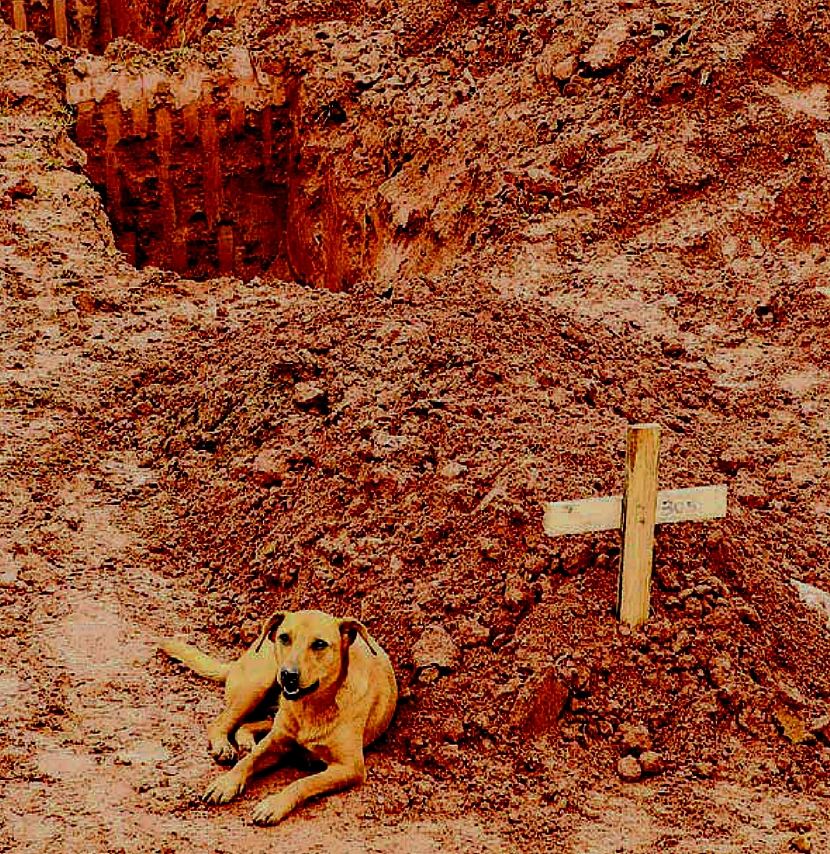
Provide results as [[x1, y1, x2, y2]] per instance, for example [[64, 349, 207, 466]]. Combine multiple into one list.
[[542, 423, 727, 628]]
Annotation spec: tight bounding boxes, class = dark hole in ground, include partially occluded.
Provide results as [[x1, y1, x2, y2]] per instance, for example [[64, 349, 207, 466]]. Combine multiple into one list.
[[0, 0, 222, 53], [69, 56, 297, 282]]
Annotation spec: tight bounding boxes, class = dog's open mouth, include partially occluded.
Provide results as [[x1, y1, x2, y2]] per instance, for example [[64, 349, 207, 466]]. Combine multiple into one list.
[[280, 680, 320, 701]]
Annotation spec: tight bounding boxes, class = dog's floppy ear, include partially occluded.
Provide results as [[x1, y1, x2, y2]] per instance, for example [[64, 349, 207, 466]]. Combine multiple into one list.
[[339, 618, 378, 656], [255, 611, 288, 652]]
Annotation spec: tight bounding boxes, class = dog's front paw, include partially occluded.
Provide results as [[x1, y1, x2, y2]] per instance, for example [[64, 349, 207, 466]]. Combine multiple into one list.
[[209, 737, 238, 764], [203, 771, 246, 805], [251, 794, 292, 825], [234, 727, 257, 754]]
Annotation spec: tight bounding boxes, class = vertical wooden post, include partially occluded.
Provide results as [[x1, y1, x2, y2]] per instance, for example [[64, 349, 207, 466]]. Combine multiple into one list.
[[12, 0, 28, 31], [617, 423, 661, 627], [53, 0, 68, 43]]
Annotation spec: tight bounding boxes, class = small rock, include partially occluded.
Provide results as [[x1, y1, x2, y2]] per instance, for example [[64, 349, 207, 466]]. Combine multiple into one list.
[[6, 177, 37, 201], [551, 55, 578, 82], [439, 460, 467, 479], [534, 37, 580, 84], [510, 667, 569, 736], [809, 713, 830, 741], [250, 448, 287, 487], [432, 743, 462, 769], [455, 616, 490, 648], [790, 833, 812, 852], [660, 337, 685, 358], [240, 619, 261, 644], [293, 382, 328, 412], [412, 625, 459, 678], [617, 755, 642, 782], [774, 706, 815, 745], [583, 18, 631, 72], [791, 580, 830, 628], [693, 761, 715, 778], [440, 715, 465, 743], [44, 38, 62, 51], [503, 573, 532, 611], [639, 750, 663, 775], [619, 722, 653, 755]]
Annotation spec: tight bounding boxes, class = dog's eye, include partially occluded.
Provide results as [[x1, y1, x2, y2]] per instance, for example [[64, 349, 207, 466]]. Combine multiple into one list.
[[278, 633, 291, 646], [310, 639, 329, 651]]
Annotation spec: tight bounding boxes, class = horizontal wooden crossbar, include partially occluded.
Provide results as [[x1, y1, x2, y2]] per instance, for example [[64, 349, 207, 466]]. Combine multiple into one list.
[[543, 484, 727, 537]]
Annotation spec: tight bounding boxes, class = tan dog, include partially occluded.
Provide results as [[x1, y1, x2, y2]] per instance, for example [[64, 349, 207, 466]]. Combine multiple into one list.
[[161, 610, 397, 825]]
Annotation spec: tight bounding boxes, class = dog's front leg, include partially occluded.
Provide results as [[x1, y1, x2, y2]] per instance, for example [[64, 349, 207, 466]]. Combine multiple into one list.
[[203, 729, 290, 805], [235, 718, 274, 753], [251, 749, 365, 825]]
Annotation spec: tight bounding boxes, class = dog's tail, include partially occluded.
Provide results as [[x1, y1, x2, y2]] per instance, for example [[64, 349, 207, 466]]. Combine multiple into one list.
[[159, 639, 231, 683]]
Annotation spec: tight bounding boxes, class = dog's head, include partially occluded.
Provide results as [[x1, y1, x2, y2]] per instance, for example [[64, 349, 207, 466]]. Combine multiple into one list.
[[255, 609, 377, 701]]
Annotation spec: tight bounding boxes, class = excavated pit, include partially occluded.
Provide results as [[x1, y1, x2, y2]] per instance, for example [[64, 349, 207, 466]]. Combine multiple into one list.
[[67, 52, 298, 282], [0, 0, 214, 51]]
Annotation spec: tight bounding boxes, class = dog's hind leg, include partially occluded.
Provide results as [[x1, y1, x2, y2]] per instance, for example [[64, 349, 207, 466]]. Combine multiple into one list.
[[208, 652, 277, 763]]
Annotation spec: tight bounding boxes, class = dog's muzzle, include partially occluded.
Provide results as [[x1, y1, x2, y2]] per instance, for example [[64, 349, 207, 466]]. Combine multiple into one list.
[[280, 668, 320, 701], [280, 679, 320, 701]]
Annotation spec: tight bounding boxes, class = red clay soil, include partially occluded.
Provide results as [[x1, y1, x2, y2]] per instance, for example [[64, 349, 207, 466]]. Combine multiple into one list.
[[2, 0, 830, 850]]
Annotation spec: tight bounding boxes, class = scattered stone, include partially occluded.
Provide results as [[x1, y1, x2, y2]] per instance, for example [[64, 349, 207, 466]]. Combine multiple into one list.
[[619, 722, 653, 755], [293, 382, 328, 412], [583, 18, 631, 73], [561, 542, 593, 575], [809, 713, 830, 741], [455, 616, 490, 648], [717, 442, 754, 475], [791, 580, 830, 628], [639, 750, 663, 775], [5, 177, 37, 201], [510, 667, 569, 736], [617, 755, 642, 782], [774, 706, 815, 745], [438, 460, 467, 479], [250, 448, 287, 487], [790, 833, 812, 852], [440, 714, 465, 743], [735, 471, 768, 509], [524, 166, 559, 196], [412, 625, 459, 681]]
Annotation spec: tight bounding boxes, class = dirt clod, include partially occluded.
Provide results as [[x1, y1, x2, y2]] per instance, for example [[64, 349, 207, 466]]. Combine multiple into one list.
[[617, 755, 643, 782], [619, 722, 653, 755], [412, 625, 460, 677], [510, 668, 570, 736]]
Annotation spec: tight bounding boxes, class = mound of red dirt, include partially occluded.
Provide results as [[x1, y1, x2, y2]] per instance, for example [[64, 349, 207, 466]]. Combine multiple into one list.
[[107, 261, 830, 798]]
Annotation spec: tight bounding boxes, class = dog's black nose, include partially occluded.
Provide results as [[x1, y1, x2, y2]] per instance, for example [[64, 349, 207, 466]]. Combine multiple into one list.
[[281, 668, 300, 691]]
